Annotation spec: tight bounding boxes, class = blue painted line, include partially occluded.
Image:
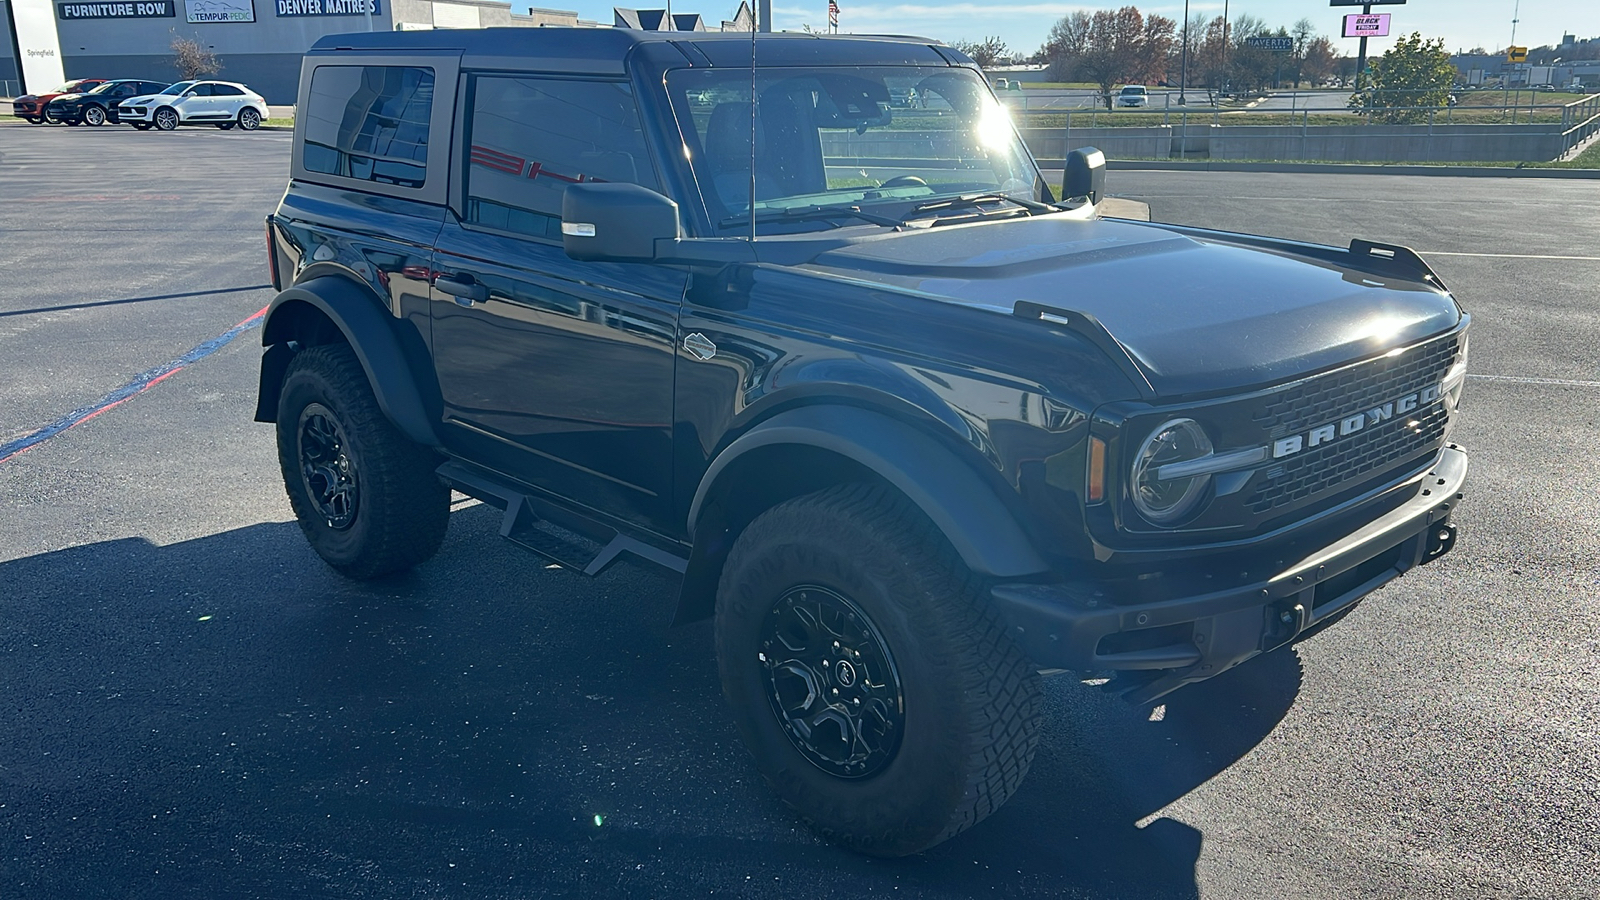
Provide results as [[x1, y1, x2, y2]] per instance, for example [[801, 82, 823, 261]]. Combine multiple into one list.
[[0, 306, 268, 465]]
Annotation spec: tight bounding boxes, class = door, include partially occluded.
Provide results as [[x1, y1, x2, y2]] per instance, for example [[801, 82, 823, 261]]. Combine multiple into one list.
[[178, 82, 217, 121], [430, 73, 685, 534], [211, 83, 247, 120]]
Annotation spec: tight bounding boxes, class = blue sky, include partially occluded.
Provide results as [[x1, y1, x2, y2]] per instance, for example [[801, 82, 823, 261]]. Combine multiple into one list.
[[561, 1, 1599, 58]]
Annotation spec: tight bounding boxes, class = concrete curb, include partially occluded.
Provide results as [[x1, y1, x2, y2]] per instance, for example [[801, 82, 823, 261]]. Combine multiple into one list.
[[1099, 159, 1600, 178]]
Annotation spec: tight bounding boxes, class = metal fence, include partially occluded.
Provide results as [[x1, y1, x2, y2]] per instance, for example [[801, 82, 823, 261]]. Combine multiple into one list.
[[1020, 91, 1600, 163]]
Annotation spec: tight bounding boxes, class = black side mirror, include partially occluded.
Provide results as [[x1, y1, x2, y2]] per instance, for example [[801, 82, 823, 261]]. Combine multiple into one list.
[[1063, 147, 1106, 205], [562, 183, 679, 263]]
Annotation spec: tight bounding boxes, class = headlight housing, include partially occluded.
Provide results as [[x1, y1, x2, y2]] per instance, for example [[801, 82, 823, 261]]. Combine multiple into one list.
[[1130, 418, 1214, 525], [1442, 331, 1468, 414]]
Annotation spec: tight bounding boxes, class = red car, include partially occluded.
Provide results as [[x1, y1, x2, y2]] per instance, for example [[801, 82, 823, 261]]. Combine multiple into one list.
[[11, 79, 110, 123]]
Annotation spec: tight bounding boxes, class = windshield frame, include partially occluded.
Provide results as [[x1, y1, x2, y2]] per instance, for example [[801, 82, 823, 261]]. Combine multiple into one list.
[[663, 64, 1051, 238]]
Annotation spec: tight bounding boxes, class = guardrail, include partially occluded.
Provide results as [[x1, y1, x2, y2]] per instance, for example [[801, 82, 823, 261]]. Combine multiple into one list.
[[1561, 94, 1600, 156]]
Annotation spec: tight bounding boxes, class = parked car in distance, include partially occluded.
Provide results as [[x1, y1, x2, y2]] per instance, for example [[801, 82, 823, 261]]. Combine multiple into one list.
[[45, 79, 170, 126], [118, 81, 269, 132], [1117, 84, 1150, 107], [11, 79, 109, 123]]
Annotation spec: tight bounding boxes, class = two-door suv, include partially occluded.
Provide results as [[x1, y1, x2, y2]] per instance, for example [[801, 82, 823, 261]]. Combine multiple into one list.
[[259, 28, 1470, 856]]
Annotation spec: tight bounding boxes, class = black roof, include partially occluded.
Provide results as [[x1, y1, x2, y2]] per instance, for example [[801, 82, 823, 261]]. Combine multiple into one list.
[[307, 27, 959, 70]]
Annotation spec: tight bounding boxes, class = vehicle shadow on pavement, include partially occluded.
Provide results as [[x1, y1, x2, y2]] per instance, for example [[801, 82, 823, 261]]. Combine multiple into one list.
[[0, 505, 1298, 899]]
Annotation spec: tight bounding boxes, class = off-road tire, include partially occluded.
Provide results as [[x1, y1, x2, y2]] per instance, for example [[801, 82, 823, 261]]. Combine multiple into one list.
[[715, 483, 1042, 857], [275, 344, 449, 579]]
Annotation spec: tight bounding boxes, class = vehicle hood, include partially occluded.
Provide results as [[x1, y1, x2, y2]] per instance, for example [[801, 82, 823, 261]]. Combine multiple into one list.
[[49, 93, 85, 103], [16, 94, 40, 102], [125, 94, 164, 103], [801, 215, 1463, 397]]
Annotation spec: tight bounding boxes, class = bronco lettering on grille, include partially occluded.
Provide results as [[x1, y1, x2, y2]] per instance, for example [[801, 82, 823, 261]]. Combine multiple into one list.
[[1270, 384, 1443, 459]]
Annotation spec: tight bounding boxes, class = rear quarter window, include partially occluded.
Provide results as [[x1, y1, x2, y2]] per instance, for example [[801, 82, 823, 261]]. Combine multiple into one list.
[[303, 65, 435, 189]]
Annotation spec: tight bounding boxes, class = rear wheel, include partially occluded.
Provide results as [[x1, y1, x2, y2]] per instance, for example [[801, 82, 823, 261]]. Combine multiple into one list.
[[153, 107, 179, 131], [715, 483, 1042, 857], [238, 107, 261, 131], [82, 105, 106, 126], [275, 344, 450, 579]]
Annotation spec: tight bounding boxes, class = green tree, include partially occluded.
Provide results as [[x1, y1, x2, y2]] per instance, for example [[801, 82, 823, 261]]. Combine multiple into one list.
[[1349, 32, 1454, 123]]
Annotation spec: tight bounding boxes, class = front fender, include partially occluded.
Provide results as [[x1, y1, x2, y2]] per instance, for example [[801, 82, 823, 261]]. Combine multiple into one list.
[[690, 405, 1051, 579], [255, 276, 440, 449]]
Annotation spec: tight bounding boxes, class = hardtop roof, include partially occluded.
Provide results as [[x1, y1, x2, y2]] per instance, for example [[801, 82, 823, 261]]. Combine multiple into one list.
[[306, 27, 958, 69]]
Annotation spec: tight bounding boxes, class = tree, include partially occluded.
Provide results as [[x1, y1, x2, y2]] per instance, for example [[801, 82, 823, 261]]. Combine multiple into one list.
[[1301, 37, 1338, 86], [953, 37, 1010, 69], [1349, 32, 1454, 123], [170, 34, 221, 81], [1042, 6, 1174, 108]]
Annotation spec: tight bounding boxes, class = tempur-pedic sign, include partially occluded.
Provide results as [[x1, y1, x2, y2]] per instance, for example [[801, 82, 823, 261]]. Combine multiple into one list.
[[275, 0, 380, 16], [57, 1, 176, 17], [185, 0, 254, 21], [8, 0, 66, 93]]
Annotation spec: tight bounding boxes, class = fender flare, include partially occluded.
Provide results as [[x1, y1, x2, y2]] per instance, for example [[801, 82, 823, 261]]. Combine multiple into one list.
[[689, 405, 1051, 579], [256, 276, 441, 449]]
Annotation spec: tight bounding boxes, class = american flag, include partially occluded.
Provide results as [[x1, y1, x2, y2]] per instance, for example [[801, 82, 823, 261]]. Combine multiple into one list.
[[827, 0, 838, 26]]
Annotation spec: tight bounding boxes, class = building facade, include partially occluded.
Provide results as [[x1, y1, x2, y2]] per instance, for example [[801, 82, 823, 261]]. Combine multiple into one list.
[[2, 0, 590, 101]]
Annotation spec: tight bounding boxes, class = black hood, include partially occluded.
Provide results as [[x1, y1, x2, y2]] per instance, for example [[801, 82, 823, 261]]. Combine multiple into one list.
[[802, 215, 1463, 397]]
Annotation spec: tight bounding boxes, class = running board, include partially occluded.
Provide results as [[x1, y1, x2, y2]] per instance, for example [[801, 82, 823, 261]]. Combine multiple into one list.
[[439, 460, 687, 579]]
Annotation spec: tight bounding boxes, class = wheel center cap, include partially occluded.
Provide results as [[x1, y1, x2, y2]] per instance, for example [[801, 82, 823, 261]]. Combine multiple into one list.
[[834, 659, 857, 688]]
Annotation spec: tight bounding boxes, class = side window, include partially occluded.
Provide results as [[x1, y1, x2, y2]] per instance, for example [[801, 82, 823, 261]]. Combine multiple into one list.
[[303, 65, 434, 189], [213, 84, 245, 97], [189, 84, 213, 97], [113, 83, 136, 96], [464, 75, 658, 241]]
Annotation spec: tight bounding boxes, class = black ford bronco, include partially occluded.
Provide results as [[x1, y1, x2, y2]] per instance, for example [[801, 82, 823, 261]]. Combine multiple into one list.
[[258, 28, 1470, 856]]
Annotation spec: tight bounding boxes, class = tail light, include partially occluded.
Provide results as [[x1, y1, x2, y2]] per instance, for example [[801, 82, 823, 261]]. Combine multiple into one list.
[[265, 216, 281, 291]]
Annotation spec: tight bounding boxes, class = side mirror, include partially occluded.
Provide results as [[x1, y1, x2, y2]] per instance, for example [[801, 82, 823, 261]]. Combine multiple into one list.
[[182, 90, 197, 98], [562, 182, 679, 263], [1063, 147, 1106, 205]]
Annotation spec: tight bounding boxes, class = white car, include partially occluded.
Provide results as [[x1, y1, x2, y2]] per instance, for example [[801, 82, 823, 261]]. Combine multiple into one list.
[[1116, 85, 1150, 108], [118, 80, 269, 132]]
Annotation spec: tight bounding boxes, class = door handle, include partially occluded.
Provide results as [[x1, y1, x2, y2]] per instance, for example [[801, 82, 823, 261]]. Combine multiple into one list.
[[435, 273, 488, 305]]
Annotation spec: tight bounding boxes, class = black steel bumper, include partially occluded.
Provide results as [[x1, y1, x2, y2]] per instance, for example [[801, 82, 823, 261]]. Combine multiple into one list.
[[991, 446, 1468, 704]]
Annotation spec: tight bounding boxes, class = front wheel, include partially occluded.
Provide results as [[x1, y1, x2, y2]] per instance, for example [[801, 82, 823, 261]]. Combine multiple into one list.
[[153, 107, 179, 131], [715, 483, 1042, 857], [275, 344, 449, 579], [238, 107, 261, 131], [82, 105, 106, 126]]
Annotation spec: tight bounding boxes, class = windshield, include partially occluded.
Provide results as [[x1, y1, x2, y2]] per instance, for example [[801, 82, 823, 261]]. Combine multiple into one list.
[[666, 66, 1047, 235], [1121, 86, 1146, 95], [86, 82, 120, 95], [53, 80, 91, 94], [159, 82, 196, 96]]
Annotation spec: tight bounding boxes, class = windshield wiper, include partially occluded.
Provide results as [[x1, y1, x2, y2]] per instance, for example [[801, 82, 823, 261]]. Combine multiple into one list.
[[901, 192, 1053, 222], [720, 204, 902, 230]]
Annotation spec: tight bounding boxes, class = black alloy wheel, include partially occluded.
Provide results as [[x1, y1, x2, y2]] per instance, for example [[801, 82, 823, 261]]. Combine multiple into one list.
[[82, 104, 106, 126], [296, 403, 359, 531], [153, 107, 179, 131], [760, 586, 905, 779], [238, 108, 261, 131]]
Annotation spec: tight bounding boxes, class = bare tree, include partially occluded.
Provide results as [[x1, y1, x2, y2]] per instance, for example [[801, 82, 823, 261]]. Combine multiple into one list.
[[952, 37, 1011, 69], [170, 34, 221, 81], [1043, 6, 1175, 108]]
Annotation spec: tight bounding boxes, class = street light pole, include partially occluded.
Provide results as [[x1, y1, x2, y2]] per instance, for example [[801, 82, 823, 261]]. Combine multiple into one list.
[[1179, 0, 1189, 104], [1221, 0, 1230, 96]]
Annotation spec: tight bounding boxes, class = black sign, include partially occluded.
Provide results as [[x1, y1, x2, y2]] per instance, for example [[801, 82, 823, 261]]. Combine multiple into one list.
[[275, 0, 379, 15], [1329, 0, 1404, 6], [58, 0, 175, 17], [1245, 36, 1295, 52]]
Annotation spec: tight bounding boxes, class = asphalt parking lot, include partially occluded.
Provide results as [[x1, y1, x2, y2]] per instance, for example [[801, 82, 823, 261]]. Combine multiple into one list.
[[2, 121, 1597, 899]]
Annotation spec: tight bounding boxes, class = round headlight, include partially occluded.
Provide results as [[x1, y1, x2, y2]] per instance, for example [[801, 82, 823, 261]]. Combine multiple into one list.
[[1131, 418, 1214, 525]]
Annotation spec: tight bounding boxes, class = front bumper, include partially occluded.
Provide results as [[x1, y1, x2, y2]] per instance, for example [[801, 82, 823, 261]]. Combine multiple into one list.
[[991, 445, 1468, 703], [13, 101, 43, 117], [119, 107, 151, 122]]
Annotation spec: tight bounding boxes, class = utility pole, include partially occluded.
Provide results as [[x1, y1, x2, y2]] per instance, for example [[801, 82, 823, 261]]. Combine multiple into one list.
[[1221, 0, 1230, 96], [1179, 0, 1189, 104]]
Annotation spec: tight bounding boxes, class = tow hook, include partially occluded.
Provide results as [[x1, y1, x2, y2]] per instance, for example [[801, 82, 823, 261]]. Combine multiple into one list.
[[1423, 523, 1458, 563]]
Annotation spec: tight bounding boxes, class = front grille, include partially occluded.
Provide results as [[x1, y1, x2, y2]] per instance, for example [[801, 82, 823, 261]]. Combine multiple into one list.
[[1244, 335, 1458, 514]]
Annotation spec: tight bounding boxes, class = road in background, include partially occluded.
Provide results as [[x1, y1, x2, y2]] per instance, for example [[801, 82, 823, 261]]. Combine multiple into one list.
[[2, 122, 1597, 899]]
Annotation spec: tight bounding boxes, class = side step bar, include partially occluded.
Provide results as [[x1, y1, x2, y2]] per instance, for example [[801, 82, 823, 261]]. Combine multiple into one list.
[[438, 460, 687, 579]]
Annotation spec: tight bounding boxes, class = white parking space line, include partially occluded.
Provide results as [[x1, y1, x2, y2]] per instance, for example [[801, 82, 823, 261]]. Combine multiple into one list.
[[1467, 374, 1600, 388], [1423, 251, 1600, 261]]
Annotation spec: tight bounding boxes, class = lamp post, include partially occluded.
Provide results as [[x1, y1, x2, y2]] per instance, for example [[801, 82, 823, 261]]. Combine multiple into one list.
[[1179, 0, 1189, 104], [1221, 0, 1230, 97]]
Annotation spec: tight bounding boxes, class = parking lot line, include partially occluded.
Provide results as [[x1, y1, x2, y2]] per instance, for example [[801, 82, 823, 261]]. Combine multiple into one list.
[[1466, 374, 1600, 388], [1421, 251, 1600, 261], [0, 306, 268, 465]]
